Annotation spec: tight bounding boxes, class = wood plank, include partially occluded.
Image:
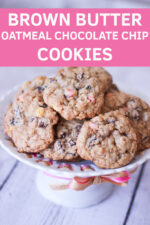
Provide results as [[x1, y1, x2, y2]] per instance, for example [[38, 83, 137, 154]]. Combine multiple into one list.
[[123, 164, 145, 225], [0, 163, 62, 225], [0, 161, 141, 225], [0, 148, 17, 188], [125, 161, 150, 225]]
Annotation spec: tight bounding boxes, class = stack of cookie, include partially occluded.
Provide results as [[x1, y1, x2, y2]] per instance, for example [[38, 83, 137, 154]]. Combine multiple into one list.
[[4, 67, 150, 169]]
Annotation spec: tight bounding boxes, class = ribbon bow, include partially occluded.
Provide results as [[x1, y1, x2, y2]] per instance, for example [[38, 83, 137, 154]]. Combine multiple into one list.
[[44, 170, 135, 191]]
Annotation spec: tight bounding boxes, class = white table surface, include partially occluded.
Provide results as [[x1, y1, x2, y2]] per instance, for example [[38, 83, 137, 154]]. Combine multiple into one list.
[[0, 67, 150, 225]]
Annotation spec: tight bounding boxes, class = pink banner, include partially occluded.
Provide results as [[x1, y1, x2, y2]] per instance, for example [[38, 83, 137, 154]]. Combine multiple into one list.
[[0, 9, 150, 66]]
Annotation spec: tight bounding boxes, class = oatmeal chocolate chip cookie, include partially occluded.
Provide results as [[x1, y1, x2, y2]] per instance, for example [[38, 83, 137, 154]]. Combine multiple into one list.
[[42, 119, 83, 161], [77, 111, 137, 169], [14, 76, 47, 101], [43, 67, 112, 120], [119, 97, 150, 151], [102, 89, 150, 151], [4, 76, 58, 153]]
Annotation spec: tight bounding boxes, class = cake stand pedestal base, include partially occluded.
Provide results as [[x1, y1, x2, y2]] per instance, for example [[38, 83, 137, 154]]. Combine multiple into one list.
[[36, 171, 114, 208]]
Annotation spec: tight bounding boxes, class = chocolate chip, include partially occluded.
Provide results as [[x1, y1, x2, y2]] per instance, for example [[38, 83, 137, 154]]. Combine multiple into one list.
[[77, 73, 84, 80], [108, 117, 115, 123], [36, 86, 45, 92], [56, 141, 64, 152], [88, 135, 97, 146], [76, 87, 80, 91], [124, 111, 129, 117], [118, 153, 122, 159], [76, 125, 82, 132], [30, 118, 35, 122], [39, 103, 48, 108], [10, 118, 15, 125], [49, 78, 54, 83], [100, 135, 105, 139], [142, 136, 149, 143], [68, 140, 76, 147], [36, 153, 43, 158], [133, 113, 140, 120], [60, 132, 66, 139], [122, 133, 127, 137], [135, 107, 142, 113], [13, 107, 24, 125], [68, 153, 76, 156], [57, 141, 61, 149], [38, 122, 48, 128], [21, 90, 24, 94], [86, 85, 92, 90], [128, 99, 135, 104]]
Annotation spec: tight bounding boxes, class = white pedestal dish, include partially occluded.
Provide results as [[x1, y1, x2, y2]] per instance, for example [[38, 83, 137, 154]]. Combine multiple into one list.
[[1, 83, 150, 208], [36, 171, 114, 208]]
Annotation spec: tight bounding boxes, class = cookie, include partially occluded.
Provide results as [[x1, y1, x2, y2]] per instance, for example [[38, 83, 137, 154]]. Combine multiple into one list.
[[43, 67, 112, 120], [102, 89, 150, 151], [77, 111, 137, 169], [120, 97, 150, 151], [4, 76, 58, 153], [42, 119, 83, 161]]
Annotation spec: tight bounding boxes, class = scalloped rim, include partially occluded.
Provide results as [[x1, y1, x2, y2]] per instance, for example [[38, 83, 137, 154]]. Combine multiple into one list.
[[0, 82, 150, 178]]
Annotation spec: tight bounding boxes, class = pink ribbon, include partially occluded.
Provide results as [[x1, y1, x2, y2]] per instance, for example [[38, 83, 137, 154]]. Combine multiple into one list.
[[44, 170, 132, 191]]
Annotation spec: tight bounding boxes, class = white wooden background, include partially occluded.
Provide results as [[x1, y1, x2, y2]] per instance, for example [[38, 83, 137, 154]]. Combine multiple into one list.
[[0, 67, 150, 225]]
